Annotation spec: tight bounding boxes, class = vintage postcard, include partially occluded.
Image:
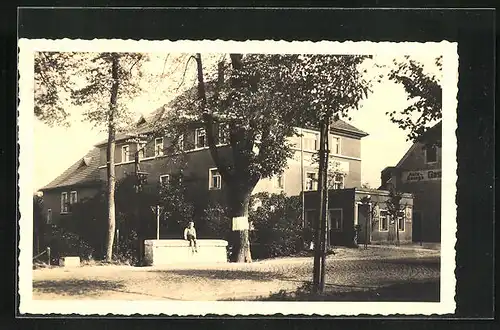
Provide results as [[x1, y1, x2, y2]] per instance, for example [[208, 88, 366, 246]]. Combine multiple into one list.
[[18, 39, 458, 315]]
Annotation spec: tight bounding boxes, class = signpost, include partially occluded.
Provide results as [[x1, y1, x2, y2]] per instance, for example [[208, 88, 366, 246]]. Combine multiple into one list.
[[151, 205, 164, 240]]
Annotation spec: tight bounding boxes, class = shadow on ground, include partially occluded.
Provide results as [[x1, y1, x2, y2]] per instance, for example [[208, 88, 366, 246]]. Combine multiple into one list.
[[33, 279, 125, 297], [247, 280, 440, 302], [154, 269, 288, 281]]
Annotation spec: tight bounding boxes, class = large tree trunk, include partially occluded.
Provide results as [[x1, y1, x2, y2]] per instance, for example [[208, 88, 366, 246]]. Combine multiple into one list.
[[105, 53, 120, 262], [228, 184, 253, 263]]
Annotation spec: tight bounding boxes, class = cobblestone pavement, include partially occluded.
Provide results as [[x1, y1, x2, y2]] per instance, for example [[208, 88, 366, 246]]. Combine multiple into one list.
[[32, 248, 440, 301]]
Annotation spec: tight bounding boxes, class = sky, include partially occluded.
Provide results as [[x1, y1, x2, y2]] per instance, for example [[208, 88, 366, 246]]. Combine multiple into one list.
[[33, 53, 439, 191]]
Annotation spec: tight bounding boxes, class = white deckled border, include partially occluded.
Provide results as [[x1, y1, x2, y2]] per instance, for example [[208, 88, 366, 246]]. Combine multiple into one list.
[[18, 39, 458, 316]]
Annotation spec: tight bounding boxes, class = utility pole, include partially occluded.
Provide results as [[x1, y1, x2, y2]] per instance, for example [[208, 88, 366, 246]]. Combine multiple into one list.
[[312, 120, 327, 294], [319, 119, 330, 293], [156, 205, 160, 240]]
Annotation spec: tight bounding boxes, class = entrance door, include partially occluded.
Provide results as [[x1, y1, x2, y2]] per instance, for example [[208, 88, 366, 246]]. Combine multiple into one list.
[[412, 210, 423, 243], [357, 204, 371, 245]]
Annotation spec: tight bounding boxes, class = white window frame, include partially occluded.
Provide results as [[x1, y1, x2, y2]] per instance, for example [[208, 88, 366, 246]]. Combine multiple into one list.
[[60, 192, 69, 214], [379, 209, 389, 232], [331, 135, 341, 155], [424, 144, 438, 164], [274, 173, 285, 190], [217, 123, 230, 145], [328, 208, 343, 231], [46, 208, 52, 224], [303, 132, 319, 151], [155, 138, 164, 157], [137, 142, 146, 160], [208, 167, 222, 190], [178, 134, 184, 151], [305, 171, 318, 191], [121, 145, 130, 163], [69, 191, 78, 205], [332, 173, 345, 189], [195, 128, 207, 149], [159, 174, 170, 185], [397, 210, 406, 232]]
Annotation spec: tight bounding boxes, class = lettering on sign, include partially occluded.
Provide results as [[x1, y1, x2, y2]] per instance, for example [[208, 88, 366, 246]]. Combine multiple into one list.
[[402, 169, 442, 183]]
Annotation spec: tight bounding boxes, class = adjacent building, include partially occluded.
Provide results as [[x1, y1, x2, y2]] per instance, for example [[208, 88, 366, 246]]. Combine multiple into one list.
[[304, 188, 413, 246], [380, 122, 442, 243]]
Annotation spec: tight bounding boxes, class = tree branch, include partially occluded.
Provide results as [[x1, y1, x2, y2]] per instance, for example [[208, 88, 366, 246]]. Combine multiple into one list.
[[176, 55, 197, 92], [194, 53, 232, 182]]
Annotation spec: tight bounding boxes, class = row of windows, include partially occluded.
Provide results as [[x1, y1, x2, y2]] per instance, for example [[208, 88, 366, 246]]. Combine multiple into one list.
[[121, 126, 232, 163], [158, 170, 339, 192], [304, 209, 343, 231], [120, 128, 343, 164], [298, 131, 342, 154], [304, 208, 406, 233], [378, 210, 406, 232], [305, 172, 345, 191]]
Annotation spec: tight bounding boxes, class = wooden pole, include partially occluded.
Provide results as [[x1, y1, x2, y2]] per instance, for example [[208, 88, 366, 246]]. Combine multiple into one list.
[[156, 205, 160, 240], [312, 120, 326, 294], [319, 117, 330, 293]]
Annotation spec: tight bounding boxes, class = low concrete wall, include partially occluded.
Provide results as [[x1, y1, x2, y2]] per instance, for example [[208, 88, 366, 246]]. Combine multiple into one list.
[[144, 239, 228, 266]]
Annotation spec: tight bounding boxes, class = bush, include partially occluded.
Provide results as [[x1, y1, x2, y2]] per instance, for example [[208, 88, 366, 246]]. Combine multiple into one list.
[[249, 192, 304, 259], [201, 202, 231, 240], [43, 226, 94, 263]]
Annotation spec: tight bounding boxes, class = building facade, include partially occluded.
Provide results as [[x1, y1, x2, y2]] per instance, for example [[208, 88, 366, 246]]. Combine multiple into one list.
[[380, 122, 442, 243], [304, 188, 413, 247], [39, 105, 368, 234]]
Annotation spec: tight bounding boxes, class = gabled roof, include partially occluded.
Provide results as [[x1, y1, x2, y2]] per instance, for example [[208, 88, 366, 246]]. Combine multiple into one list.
[[330, 119, 369, 138], [94, 104, 171, 147], [40, 148, 102, 191], [395, 120, 442, 168]]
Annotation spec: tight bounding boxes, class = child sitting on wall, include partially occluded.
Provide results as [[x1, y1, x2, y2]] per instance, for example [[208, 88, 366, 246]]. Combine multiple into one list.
[[183, 221, 198, 253]]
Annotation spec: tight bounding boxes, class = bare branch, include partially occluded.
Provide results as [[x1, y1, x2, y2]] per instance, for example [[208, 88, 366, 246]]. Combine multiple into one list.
[[176, 55, 197, 92]]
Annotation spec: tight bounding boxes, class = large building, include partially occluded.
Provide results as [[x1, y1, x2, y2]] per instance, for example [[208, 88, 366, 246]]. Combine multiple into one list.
[[380, 122, 442, 243], [39, 104, 369, 230]]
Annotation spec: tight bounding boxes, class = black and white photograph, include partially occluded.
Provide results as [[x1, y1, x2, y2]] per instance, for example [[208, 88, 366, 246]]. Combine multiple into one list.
[[18, 39, 457, 315]]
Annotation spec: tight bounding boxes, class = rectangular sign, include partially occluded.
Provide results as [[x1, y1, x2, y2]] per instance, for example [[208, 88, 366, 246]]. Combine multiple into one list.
[[401, 169, 442, 183], [232, 216, 249, 231]]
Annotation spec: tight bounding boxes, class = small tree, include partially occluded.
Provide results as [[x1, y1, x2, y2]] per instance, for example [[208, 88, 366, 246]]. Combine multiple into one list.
[[157, 173, 195, 237], [386, 186, 406, 246], [35, 51, 148, 261]]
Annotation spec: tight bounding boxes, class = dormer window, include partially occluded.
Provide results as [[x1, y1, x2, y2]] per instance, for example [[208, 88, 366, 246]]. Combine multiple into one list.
[[155, 138, 164, 157]]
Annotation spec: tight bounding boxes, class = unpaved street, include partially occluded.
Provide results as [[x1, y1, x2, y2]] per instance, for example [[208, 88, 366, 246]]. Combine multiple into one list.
[[33, 247, 440, 301]]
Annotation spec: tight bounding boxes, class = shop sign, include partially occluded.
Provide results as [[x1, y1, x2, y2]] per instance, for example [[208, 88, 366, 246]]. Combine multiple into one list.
[[402, 169, 441, 183]]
